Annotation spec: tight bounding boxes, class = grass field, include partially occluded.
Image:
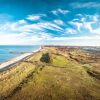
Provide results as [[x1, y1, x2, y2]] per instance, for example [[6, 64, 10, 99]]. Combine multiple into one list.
[[0, 46, 100, 100]]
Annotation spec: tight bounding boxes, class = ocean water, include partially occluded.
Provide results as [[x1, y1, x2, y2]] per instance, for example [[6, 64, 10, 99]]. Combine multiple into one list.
[[0, 45, 41, 62]]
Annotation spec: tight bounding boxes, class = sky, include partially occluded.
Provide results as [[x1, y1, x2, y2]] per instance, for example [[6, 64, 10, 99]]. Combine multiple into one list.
[[0, 0, 100, 46]]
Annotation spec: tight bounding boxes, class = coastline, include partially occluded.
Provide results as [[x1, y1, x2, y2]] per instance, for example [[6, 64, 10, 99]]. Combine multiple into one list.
[[0, 46, 42, 71]]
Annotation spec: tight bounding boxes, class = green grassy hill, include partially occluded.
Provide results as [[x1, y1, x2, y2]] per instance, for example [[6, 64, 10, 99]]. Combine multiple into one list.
[[0, 46, 100, 100]]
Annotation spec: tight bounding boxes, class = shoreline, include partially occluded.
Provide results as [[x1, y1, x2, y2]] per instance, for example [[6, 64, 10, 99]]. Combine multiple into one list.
[[0, 46, 42, 71]]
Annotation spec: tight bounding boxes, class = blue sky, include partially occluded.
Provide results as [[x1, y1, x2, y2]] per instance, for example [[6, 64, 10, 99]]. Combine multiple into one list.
[[0, 0, 100, 46]]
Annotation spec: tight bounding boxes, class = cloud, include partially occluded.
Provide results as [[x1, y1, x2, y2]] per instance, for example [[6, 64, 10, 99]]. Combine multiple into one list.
[[69, 14, 100, 35], [82, 15, 100, 35], [38, 22, 63, 32], [18, 20, 27, 24], [44, 36, 100, 46], [53, 20, 64, 25], [51, 8, 69, 15], [69, 21, 82, 31], [27, 15, 41, 21], [0, 12, 100, 46], [0, 16, 62, 45], [50, 35, 100, 40], [27, 14, 46, 21], [65, 28, 77, 34], [0, 32, 43, 45], [70, 2, 100, 9]]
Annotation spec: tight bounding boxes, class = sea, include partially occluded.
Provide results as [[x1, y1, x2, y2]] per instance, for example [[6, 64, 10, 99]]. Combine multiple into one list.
[[0, 45, 41, 63]]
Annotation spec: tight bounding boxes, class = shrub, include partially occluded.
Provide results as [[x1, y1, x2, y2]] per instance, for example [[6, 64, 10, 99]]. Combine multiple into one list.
[[40, 53, 51, 63]]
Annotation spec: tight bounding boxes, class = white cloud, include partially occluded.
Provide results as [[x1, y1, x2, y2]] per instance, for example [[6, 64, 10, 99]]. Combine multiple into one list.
[[82, 15, 100, 35], [18, 20, 27, 24], [51, 8, 69, 15], [69, 14, 100, 34], [65, 28, 77, 34], [54, 20, 64, 25], [27, 15, 41, 21], [51, 36, 100, 40], [45, 36, 100, 46], [0, 18, 58, 45], [0, 31, 47, 45], [69, 21, 82, 31], [57, 9, 69, 14], [0, 12, 100, 46], [38, 22, 63, 31], [71, 2, 100, 8], [27, 14, 46, 21], [76, 14, 83, 17]]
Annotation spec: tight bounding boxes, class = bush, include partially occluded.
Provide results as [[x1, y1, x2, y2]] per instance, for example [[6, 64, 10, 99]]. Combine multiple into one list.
[[40, 53, 51, 63]]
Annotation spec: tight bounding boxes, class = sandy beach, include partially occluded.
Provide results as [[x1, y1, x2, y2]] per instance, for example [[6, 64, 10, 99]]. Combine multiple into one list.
[[0, 46, 42, 71], [0, 53, 33, 70]]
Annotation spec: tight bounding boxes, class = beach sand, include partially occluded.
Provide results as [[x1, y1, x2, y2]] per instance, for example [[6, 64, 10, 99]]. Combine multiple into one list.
[[0, 53, 33, 70], [0, 46, 42, 71]]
